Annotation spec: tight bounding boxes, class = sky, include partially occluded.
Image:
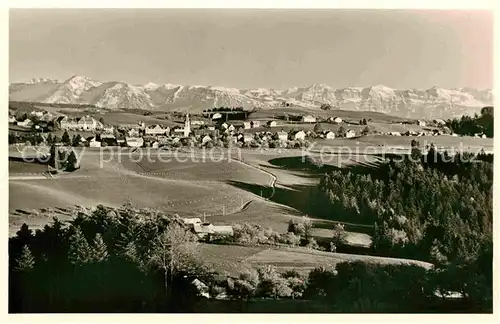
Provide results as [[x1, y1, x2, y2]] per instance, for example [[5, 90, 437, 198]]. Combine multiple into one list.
[[9, 9, 493, 89]]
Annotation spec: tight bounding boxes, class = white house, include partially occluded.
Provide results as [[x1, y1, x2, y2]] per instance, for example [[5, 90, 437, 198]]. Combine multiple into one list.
[[221, 123, 229, 129], [417, 120, 427, 127], [125, 137, 144, 148], [301, 115, 316, 123], [58, 116, 79, 130], [243, 122, 251, 129], [390, 131, 402, 136], [208, 126, 216, 131], [227, 124, 236, 132], [325, 131, 336, 139], [202, 135, 212, 145], [17, 118, 33, 128], [191, 279, 210, 299], [345, 130, 356, 138], [8, 116, 16, 123], [328, 117, 342, 124], [88, 137, 101, 148], [212, 113, 223, 120], [151, 141, 160, 149], [277, 131, 288, 141], [267, 120, 278, 127], [294, 130, 306, 140]]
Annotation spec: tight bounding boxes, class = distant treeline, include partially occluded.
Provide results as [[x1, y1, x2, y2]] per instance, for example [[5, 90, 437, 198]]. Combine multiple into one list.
[[9, 101, 98, 110], [202, 107, 249, 121], [446, 106, 493, 137]]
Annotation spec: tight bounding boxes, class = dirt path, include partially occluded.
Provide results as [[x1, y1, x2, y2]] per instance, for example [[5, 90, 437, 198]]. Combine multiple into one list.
[[230, 155, 277, 201]]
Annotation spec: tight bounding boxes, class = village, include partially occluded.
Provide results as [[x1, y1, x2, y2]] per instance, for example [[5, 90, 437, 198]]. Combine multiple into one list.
[[9, 107, 485, 150]]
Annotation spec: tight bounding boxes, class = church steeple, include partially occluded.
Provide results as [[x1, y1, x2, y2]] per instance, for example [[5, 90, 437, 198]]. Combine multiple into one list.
[[184, 112, 190, 137]]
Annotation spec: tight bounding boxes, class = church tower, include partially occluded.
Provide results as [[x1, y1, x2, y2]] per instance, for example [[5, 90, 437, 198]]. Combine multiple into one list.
[[184, 113, 191, 137]]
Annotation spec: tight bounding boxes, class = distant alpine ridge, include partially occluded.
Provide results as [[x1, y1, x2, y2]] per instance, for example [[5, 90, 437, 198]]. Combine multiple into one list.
[[9, 75, 493, 119]]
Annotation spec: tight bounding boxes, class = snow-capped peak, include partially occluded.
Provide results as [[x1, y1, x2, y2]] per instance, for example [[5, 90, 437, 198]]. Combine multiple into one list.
[[65, 75, 102, 91], [142, 82, 161, 91]]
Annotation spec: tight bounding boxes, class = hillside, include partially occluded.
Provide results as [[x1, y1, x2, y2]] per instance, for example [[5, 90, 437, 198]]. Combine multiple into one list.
[[9, 76, 492, 119]]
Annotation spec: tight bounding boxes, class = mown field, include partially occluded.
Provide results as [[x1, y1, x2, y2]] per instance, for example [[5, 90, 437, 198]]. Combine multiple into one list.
[[198, 244, 432, 277]]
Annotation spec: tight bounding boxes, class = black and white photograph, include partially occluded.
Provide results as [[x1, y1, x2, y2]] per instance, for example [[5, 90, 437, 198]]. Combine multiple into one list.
[[6, 5, 494, 314]]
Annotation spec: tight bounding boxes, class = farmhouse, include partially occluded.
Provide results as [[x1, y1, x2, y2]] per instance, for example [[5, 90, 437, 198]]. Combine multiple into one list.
[[250, 121, 261, 128], [276, 130, 288, 142], [417, 120, 427, 127], [301, 115, 316, 123], [17, 118, 33, 128], [58, 116, 78, 130], [267, 120, 278, 127], [191, 279, 210, 298], [227, 124, 236, 132], [87, 137, 101, 148], [125, 137, 144, 148], [221, 123, 229, 129], [390, 131, 402, 136], [325, 131, 336, 139], [243, 122, 251, 129], [294, 130, 306, 140], [345, 130, 356, 138], [328, 116, 343, 124], [8, 116, 16, 123], [192, 223, 234, 239]]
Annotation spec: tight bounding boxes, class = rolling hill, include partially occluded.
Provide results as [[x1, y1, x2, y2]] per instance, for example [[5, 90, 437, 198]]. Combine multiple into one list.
[[9, 76, 492, 119]]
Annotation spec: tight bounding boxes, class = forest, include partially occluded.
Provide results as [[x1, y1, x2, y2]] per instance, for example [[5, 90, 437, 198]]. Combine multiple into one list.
[[446, 106, 493, 137], [310, 145, 493, 310]]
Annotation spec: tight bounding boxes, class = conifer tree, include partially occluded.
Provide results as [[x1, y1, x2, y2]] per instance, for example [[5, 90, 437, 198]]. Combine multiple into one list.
[[68, 227, 92, 265], [90, 233, 108, 262], [66, 150, 78, 171], [15, 245, 35, 271], [62, 130, 71, 145]]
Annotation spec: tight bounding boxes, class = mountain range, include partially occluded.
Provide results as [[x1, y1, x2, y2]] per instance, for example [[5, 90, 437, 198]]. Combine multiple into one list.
[[9, 76, 493, 119]]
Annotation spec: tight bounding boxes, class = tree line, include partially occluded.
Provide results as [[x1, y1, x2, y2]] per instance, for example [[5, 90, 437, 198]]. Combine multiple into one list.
[[9, 201, 491, 313], [446, 106, 493, 137]]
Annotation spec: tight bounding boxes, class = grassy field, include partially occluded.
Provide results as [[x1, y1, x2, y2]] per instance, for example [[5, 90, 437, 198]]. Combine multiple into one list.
[[199, 243, 432, 277]]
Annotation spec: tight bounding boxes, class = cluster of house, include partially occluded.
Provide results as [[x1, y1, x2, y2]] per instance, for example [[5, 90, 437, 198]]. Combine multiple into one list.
[[9, 109, 105, 132], [182, 217, 234, 240]]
